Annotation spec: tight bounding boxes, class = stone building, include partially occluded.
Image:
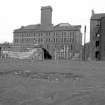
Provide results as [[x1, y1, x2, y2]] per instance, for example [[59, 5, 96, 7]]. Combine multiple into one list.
[[13, 6, 82, 60], [90, 10, 105, 60], [0, 42, 13, 59]]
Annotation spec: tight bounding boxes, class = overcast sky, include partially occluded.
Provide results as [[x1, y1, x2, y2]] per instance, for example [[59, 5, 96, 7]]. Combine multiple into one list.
[[0, 0, 105, 43]]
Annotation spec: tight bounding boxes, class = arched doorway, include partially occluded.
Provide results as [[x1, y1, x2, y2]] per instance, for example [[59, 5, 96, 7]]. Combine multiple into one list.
[[42, 48, 52, 60]]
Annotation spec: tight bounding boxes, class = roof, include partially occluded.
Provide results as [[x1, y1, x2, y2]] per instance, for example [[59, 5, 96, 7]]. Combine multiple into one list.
[[14, 24, 41, 32], [14, 23, 81, 32], [91, 13, 105, 20], [14, 24, 54, 32], [56, 23, 71, 27], [54, 23, 81, 30], [22, 24, 41, 29]]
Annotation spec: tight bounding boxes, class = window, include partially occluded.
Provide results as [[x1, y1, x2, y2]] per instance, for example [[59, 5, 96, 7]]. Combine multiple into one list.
[[54, 38, 55, 42], [47, 45, 49, 49], [71, 45, 72, 50], [70, 38, 72, 42], [21, 39, 24, 42], [15, 39, 18, 43], [61, 38, 63, 42], [96, 41, 100, 47], [49, 38, 50, 42], [41, 33, 43, 36], [38, 39, 40, 42], [40, 38, 43, 42], [64, 38, 66, 42], [69, 32, 71, 35], [34, 33, 36, 37], [46, 32, 48, 36], [49, 32, 50, 36], [64, 32, 66, 35], [62, 32, 63, 35]]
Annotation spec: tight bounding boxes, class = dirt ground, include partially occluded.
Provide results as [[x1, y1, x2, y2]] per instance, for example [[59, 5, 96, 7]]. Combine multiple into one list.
[[0, 59, 105, 105]]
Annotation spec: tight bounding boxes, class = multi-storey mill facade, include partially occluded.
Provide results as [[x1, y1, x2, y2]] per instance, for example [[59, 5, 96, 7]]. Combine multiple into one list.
[[13, 6, 82, 60], [90, 10, 105, 60]]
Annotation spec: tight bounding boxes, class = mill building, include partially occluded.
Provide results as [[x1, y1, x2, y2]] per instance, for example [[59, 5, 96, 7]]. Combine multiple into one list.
[[13, 6, 82, 60]]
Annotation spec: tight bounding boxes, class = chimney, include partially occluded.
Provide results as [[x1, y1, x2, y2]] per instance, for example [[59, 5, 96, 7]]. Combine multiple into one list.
[[92, 9, 95, 16]]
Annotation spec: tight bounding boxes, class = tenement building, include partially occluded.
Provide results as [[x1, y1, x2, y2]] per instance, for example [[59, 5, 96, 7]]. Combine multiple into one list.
[[90, 10, 105, 60], [13, 6, 82, 60]]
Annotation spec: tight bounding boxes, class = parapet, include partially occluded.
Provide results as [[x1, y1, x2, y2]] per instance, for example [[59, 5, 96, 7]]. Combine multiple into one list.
[[41, 6, 53, 11]]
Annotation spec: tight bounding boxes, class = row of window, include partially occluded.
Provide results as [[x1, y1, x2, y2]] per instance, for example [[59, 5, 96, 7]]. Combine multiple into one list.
[[14, 38, 43, 43], [14, 37, 74, 44], [55, 35, 74, 38], [46, 44, 73, 50], [14, 32, 43, 37], [14, 31, 76, 38], [46, 38, 74, 43], [54, 31, 75, 36]]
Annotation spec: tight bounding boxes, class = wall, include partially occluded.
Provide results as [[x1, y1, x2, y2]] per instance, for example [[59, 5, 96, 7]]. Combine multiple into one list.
[[100, 17, 105, 60]]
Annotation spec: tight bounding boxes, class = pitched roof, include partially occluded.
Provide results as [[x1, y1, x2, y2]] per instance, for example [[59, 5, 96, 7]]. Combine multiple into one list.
[[14, 24, 41, 32], [14, 24, 54, 32], [91, 13, 105, 20], [14, 23, 81, 32], [22, 24, 41, 29]]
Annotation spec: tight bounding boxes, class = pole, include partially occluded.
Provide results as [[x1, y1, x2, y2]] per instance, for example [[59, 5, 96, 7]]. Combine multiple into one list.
[[84, 25, 86, 61], [0, 47, 1, 59], [64, 45, 66, 59], [55, 50, 56, 60]]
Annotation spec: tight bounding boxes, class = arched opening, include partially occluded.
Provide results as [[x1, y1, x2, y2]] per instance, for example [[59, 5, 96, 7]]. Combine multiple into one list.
[[42, 48, 52, 60]]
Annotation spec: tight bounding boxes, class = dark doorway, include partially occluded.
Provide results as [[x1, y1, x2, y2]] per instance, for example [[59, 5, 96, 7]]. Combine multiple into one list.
[[95, 51, 100, 60], [42, 48, 52, 60]]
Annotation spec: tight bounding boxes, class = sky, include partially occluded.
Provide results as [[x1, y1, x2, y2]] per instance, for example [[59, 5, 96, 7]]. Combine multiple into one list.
[[0, 0, 105, 44]]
